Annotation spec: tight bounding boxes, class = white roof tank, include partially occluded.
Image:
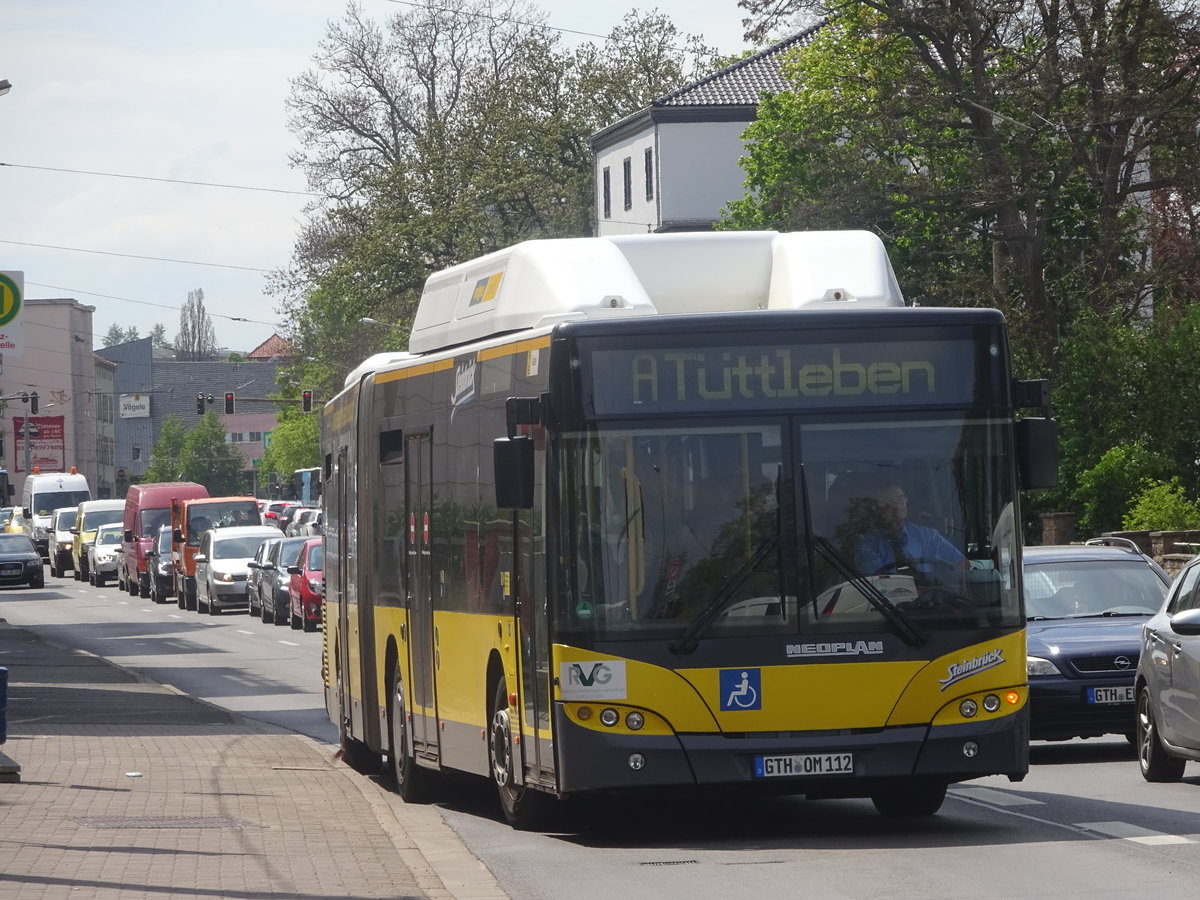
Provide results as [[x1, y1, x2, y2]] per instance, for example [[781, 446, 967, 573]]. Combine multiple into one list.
[[407, 230, 903, 354]]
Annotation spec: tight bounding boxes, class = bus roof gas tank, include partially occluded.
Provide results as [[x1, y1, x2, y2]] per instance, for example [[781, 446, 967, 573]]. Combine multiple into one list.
[[608, 230, 905, 313], [407, 231, 905, 355]]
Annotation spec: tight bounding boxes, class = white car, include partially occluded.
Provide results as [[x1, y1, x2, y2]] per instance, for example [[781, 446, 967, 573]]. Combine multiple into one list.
[[194, 525, 281, 615], [87, 523, 123, 586]]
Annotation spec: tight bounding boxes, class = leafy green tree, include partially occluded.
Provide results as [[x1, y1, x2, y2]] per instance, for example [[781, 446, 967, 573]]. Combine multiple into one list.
[[1074, 443, 1174, 537], [175, 288, 218, 361], [141, 415, 188, 483], [180, 412, 247, 495], [275, 1, 714, 384], [102, 325, 140, 347], [726, 2, 1200, 375], [1123, 478, 1200, 532], [149, 323, 172, 351], [261, 408, 320, 488]]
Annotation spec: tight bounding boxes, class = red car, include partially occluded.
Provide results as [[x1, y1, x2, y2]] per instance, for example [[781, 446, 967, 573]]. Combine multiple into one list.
[[288, 537, 323, 632]]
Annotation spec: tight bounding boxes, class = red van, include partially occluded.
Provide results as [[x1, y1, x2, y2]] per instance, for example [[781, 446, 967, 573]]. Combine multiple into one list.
[[120, 482, 209, 598]]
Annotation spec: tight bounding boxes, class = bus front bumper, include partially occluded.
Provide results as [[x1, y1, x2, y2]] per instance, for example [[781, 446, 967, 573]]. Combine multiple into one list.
[[553, 705, 1028, 795]]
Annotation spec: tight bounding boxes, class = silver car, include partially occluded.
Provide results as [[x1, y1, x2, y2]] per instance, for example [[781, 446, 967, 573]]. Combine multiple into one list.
[[47, 506, 77, 578], [87, 523, 123, 586], [1136, 553, 1200, 780], [194, 525, 281, 615]]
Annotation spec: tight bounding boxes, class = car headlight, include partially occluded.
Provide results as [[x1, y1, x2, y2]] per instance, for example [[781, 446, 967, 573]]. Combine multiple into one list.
[[1027, 656, 1062, 677], [307, 578, 321, 593], [216, 572, 235, 583], [34, 526, 49, 538]]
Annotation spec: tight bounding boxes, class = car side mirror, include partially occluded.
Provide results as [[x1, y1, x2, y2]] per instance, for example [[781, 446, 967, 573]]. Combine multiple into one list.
[[247, 561, 259, 569], [194, 553, 208, 563], [287, 565, 301, 575]]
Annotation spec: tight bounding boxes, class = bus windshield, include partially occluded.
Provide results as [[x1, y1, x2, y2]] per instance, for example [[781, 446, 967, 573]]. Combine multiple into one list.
[[562, 415, 1019, 641]]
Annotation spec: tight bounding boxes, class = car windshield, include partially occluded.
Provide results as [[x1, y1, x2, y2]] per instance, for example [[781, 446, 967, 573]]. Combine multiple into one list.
[[54, 509, 77, 529], [97, 529, 122, 546], [307, 545, 323, 571], [1024, 558, 1167, 618], [0, 534, 35, 553], [82, 509, 123, 530], [141, 507, 171, 537], [213, 536, 272, 560], [156, 529, 172, 553], [279, 540, 307, 566]]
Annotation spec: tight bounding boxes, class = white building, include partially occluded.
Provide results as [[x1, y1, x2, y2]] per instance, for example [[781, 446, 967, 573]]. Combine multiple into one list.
[[590, 27, 819, 236]]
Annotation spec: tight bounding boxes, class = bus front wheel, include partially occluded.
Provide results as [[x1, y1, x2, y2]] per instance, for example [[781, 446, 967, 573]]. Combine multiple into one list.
[[389, 663, 431, 802], [870, 780, 947, 817], [490, 679, 554, 830]]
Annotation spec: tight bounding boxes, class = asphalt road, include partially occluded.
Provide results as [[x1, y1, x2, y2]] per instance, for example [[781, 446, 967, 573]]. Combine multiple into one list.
[[7, 572, 1200, 899]]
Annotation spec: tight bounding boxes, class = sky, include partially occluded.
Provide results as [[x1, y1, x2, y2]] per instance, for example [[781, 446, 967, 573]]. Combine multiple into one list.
[[1, 1, 754, 354]]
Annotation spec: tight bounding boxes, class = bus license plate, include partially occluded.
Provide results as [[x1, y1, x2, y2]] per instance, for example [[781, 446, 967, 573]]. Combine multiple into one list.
[[1088, 686, 1135, 705], [754, 752, 854, 778]]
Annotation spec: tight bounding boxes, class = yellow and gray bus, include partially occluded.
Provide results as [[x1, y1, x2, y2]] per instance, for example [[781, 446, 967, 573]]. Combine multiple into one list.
[[322, 230, 1057, 827]]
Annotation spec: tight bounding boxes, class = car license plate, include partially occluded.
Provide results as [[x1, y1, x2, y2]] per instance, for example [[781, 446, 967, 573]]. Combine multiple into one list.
[[1088, 686, 1135, 705], [754, 752, 853, 778]]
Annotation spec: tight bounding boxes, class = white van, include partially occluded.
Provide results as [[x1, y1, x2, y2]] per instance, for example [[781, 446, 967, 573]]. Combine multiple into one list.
[[23, 468, 91, 559]]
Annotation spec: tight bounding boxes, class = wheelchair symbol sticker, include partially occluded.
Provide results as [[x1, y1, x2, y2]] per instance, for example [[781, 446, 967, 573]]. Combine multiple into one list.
[[719, 668, 762, 711]]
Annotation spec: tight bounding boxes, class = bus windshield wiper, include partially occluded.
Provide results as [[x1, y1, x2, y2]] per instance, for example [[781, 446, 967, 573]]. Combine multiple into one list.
[[670, 535, 779, 656], [811, 536, 926, 647]]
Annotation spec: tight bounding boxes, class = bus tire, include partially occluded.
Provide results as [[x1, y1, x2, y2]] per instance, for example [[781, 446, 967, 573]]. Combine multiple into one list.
[[871, 780, 947, 817], [490, 679, 554, 830], [389, 663, 431, 802]]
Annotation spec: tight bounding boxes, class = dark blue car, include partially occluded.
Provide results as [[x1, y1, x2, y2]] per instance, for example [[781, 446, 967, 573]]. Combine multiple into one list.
[[1024, 539, 1169, 742]]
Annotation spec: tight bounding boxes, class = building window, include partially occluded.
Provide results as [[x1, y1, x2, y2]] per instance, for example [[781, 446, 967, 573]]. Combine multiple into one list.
[[622, 157, 632, 211], [249, 431, 263, 442], [645, 148, 654, 201], [602, 167, 611, 219]]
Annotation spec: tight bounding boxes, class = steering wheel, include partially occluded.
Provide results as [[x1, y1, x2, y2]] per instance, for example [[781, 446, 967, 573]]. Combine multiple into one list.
[[882, 558, 973, 609]]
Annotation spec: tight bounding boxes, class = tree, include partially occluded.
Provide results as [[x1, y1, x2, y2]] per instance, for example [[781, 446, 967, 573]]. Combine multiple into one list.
[[141, 415, 188, 483], [149, 323, 172, 351], [275, 1, 714, 384], [180, 411, 247, 495], [102, 325, 140, 347], [262, 406, 320, 486], [175, 288, 218, 361], [727, 2, 1200, 374]]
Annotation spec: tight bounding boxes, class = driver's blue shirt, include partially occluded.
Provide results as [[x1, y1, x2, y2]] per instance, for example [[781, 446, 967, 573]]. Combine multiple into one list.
[[856, 521, 964, 575]]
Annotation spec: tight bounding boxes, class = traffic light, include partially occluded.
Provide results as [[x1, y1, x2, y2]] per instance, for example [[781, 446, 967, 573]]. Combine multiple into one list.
[[196, 393, 206, 415], [302, 389, 313, 413], [224, 392, 235, 414], [29, 392, 37, 414]]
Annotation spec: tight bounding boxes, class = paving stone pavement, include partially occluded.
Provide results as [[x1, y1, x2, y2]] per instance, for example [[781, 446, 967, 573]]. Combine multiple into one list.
[[0, 621, 508, 900]]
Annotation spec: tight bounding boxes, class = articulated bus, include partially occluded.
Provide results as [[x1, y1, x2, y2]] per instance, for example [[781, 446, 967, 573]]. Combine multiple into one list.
[[322, 230, 1057, 827]]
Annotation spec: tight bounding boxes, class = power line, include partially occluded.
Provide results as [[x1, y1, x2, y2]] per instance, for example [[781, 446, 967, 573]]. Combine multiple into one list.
[[0, 240, 273, 273], [0, 161, 318, 197], [26, 282, 278, 329]]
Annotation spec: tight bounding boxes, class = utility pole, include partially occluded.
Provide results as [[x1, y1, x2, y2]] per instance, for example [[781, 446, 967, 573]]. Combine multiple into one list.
[[20, 416, 39, 478]]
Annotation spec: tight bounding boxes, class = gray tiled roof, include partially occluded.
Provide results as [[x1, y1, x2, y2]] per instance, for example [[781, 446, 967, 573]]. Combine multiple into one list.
[[655, 23, 823, 108]]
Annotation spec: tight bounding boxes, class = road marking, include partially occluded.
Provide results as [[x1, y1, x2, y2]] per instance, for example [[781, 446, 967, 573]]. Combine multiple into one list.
[[951, 786, 1044, 807], [1077, 821, 1194, 845], [278, 640, 299, 646], [236, 630, 255, 635], [167, 614, 180, 619]]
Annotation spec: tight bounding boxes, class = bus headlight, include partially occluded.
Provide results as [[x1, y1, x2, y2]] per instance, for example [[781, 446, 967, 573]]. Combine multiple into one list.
[[959, 699, 978, 718], [625, 711, 645, 731], [983, 693, 1001, 713], [599, 708, 619, 727]]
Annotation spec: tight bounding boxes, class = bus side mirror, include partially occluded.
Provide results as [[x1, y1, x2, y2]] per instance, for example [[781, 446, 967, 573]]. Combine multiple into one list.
[[1016, 417, 1058, 491], [123, 529, 134, 542], [493, 436, 534, 509], [173, 529, 183, 544]]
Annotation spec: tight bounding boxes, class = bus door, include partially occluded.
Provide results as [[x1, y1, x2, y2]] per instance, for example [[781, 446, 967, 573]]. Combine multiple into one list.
[[334, 446, 365, 738], [516, 460, 555, 788], [405, 429, 438, 758]]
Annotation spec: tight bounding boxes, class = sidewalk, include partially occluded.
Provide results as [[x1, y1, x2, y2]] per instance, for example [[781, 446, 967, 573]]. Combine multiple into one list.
[[0, 620, 507, 900]]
